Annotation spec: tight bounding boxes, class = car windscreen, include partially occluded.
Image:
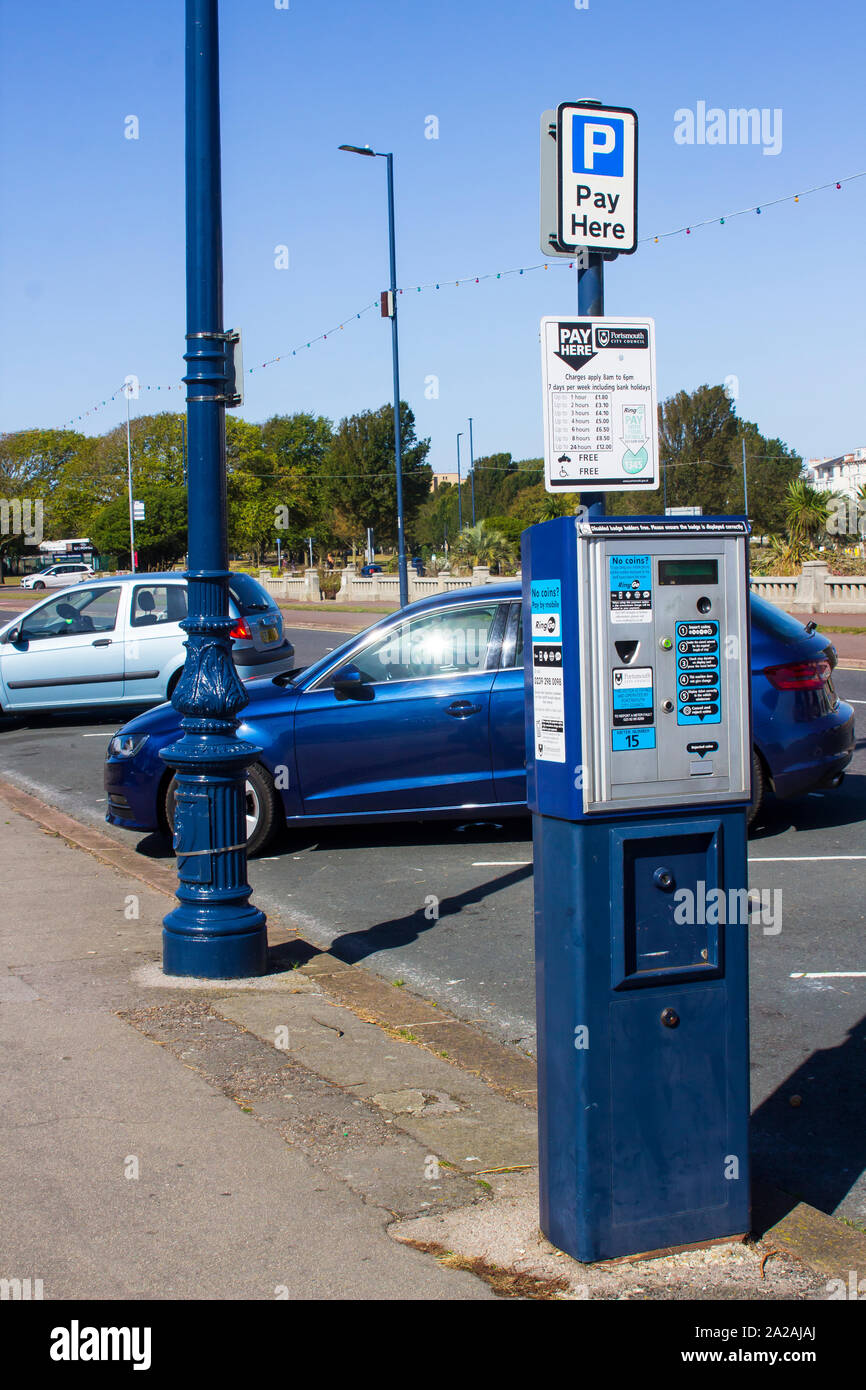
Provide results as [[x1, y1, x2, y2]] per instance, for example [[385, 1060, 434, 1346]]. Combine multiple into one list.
[[227, 572, 272, 614]]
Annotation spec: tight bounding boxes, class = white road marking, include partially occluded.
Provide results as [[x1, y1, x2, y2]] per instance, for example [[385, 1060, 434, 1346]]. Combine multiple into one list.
[[790, 972, 866, 979], [81, 732, 114, 737], [847, 698, 866, 703], [751, 855, 866, 862], [473, 854, 866, 868], [472, 860, 531, 867]]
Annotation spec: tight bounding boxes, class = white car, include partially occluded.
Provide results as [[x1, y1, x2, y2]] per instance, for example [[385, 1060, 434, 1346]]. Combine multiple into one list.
[[21, 562, 94, 590], [0, 572, 295, 713]]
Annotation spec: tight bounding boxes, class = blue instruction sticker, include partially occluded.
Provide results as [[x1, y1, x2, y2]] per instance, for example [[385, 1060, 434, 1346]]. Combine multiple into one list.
[[612, 728, 656, 752], [609, 554, 652, 624], [530, 581, 561, 614], [676, 620, 721, 726]]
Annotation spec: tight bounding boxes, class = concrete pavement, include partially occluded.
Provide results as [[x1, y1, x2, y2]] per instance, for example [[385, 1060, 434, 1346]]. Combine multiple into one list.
[[0, 805, 494, 1300], [3, 783, 865, 1301]]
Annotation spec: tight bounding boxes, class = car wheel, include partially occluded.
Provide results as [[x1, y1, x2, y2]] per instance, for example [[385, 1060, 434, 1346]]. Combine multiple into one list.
[[748, 747, 765, 829], [32, 581, 45, 590], [164, 763, 279, 856], [166, 669, 182, 700]]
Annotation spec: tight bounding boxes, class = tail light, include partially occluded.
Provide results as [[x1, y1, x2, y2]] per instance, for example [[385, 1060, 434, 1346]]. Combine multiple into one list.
[[764, 659, 831, 690], [230, 617, 252, 641]]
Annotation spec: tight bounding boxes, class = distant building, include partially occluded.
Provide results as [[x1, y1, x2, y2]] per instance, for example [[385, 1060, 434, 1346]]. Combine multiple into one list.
[[805, 448, 866, 496], [431, 471, 460, 492]]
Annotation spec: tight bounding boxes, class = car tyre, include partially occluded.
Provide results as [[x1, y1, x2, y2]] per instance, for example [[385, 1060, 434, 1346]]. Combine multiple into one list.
[[32, 581, 45, 590], [747, 747, 765, 829], [164, 763, 279, 857]]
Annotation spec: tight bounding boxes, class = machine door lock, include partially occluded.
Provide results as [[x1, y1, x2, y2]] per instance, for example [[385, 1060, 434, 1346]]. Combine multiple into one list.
[[653, 867, 676, 891], [660, 1008, 681, 1029]]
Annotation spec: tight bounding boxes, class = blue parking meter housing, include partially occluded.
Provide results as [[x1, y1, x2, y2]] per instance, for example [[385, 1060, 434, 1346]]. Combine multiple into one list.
[[523, 514, 752, 1261]]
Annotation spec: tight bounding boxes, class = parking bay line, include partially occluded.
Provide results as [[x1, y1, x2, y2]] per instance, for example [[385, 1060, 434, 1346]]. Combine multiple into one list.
[[790, 972, 866, 979], [473, 855, 866, 868]]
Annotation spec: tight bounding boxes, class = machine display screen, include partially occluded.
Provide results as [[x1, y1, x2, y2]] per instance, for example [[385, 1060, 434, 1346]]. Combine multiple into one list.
[[658, 559, 719, 587]]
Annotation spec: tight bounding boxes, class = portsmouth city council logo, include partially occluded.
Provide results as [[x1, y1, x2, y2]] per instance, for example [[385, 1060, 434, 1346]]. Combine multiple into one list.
[[596, 328, 610, 347]]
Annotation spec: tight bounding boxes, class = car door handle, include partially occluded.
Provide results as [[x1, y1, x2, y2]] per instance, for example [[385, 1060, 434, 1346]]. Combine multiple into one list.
[[446, 700, 481, 717], [91, 638, 112, 647]]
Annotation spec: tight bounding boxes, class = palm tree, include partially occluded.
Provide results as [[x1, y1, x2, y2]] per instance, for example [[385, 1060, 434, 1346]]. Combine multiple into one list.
[[452, 521, 515, 574], [784, 478, 830, 546]]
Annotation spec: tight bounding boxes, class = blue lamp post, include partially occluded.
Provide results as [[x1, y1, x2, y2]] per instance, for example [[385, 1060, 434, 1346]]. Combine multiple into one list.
[[468, 416, 476, 527], [339, 144, 408, 609], [456, 432, 464, 531], [160, 0, 267, 978]]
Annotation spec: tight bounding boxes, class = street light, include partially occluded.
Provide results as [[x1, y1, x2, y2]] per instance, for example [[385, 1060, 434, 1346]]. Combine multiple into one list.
[[456, 432, 464, 531], [468, 416, 476, 527], [339, 143, 408, 608], [124, 384, 136, 573], [160, 0, 267, 979]]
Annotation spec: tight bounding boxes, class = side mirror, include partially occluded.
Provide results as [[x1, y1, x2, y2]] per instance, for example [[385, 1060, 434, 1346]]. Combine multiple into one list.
[[333, 664, 367, 697], [1, 625, 21, 645]]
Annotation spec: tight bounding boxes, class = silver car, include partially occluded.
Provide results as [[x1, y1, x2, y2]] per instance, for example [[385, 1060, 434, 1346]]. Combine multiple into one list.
[[0, 572, 294, 712]]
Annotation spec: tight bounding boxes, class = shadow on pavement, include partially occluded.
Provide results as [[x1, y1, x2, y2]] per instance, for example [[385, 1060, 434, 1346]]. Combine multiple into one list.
[[749, 772, 866, 842], [268, 861, 534, 968], [751, 1013, 866, 1228]]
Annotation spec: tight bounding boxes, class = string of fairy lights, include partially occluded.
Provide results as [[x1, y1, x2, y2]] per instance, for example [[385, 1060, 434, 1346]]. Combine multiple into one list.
[[59, 167, 865, 432]]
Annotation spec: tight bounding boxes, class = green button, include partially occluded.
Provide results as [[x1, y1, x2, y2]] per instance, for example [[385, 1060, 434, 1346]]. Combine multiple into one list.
[[660, 636, 673, 650]]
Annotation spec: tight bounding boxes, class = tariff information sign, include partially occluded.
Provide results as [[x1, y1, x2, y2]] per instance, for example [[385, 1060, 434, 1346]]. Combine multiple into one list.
[[541, 315, 659, 493]]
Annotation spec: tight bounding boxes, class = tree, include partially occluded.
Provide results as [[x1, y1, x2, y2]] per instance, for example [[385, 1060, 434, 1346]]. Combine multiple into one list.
[[414, 455, 544, 548], [507, 481, 578, 527], [784, 478, 830, 545], [604, 385, 802, 527], [261, 412, 334, 557], [452, 521, 515, 573], [320, 403, 431, 548], [91, 484, 187, 569]]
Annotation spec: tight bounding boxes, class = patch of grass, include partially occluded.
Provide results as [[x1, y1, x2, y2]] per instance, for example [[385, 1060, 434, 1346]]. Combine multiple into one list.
[[397, 1027, 417, 1042], [393, 978, 405, 988], [404, 1240, 571, 1300]]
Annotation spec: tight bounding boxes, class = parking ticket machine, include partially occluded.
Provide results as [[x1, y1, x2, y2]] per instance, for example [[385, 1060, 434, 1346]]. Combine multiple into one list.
[[523, 513, 752, 1261]]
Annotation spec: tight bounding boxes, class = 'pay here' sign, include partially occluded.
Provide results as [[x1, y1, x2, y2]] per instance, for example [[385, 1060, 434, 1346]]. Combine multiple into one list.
[[557, 104, 637, 254]]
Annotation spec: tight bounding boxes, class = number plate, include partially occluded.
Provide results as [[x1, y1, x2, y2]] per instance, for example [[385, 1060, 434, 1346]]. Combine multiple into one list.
[[260, 625, 278, 643]]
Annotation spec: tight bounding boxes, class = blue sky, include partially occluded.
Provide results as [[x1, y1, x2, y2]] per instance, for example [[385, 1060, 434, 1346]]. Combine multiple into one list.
[[1, 0, 864, 474]]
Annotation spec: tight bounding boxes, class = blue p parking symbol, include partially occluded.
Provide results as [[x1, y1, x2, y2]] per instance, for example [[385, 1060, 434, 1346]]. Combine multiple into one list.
[[572, 115, 624, 176]]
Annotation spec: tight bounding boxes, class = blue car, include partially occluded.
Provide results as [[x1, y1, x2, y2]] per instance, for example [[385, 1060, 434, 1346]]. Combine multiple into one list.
[[104, 584, 855, 854]]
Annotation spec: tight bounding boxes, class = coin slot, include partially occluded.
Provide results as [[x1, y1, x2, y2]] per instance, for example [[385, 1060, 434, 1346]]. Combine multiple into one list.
[[614, 640, 639, 664]]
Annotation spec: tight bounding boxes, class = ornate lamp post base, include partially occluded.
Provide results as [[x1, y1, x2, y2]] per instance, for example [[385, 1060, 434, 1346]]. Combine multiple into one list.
[[162, 738, 268, 979]]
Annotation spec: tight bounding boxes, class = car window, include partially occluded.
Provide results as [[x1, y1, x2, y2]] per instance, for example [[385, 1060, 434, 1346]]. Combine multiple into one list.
[[499, 602, 524, 669], [131, 583, 188, 627], [337, 604, 501, 685], [19, 587, 121, 640], [228, 572, 272, 614]]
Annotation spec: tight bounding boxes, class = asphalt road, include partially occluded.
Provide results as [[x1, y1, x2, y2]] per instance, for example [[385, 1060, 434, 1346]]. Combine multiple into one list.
[[1, 623, 864, 1222]]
